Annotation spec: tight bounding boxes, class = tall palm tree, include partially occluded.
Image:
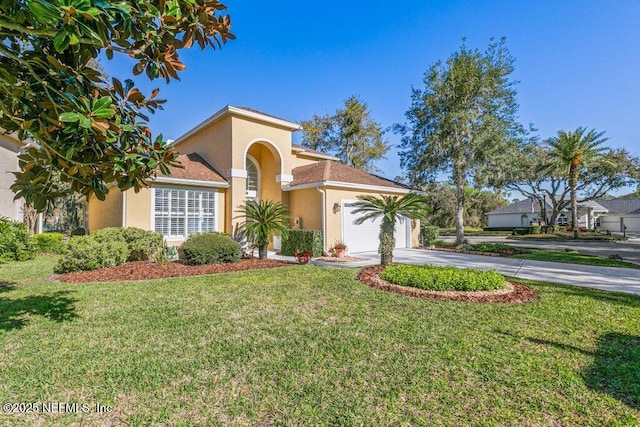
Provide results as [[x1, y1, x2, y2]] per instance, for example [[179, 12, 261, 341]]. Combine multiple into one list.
[[544, 128, 609, 238], [351, 193, 428, 265], [235, 200, 290, 259]]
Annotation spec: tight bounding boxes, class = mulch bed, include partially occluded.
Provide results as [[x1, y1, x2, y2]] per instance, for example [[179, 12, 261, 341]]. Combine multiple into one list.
[[357, 266, 537, 304], [55, 259, 292, 283]]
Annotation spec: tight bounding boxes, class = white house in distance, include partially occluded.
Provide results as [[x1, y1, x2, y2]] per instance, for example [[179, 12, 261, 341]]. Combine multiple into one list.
[[598, 198, 640, 233], [486, 198, 609, 230]]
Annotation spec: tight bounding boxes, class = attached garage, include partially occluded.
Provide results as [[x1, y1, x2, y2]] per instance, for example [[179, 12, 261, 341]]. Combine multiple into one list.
[[341, 201, 411, 253]]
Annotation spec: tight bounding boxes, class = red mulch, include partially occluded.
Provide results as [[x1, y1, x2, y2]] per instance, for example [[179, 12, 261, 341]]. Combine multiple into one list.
[[357, 266, 537, 304], [55, 259, 292, 283]]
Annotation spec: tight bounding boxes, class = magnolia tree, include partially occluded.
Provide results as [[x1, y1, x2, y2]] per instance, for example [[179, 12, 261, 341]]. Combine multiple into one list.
[[0, 0, 234, 211]]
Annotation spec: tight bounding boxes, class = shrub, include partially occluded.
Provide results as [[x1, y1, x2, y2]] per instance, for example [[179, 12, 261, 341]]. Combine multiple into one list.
[[182, 232, 241, 265], [0, 218, 37, 261], [92, 227, 163, 261], [34, 232, 66, 254], [419, 225, 440, 247], [529, 225, 541, 234], [473, 243, 529, 256], [55, 235, 128, 273], [281, 229, 324, 257], [381, 264, 506, 292]]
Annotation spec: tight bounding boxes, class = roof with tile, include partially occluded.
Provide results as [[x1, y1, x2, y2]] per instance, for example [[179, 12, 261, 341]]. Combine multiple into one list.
[[159, 153, 227, 183], [288, 160, 408, 190], [598, 198, 640, 214]]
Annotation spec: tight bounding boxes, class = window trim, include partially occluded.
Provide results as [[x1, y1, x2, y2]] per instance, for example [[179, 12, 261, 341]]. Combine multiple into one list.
[[151, 186, 219, 241], [246, 154, 261, 200]]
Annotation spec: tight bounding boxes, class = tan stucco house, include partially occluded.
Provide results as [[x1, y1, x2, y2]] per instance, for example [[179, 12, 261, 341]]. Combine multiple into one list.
[[88, 106, 419, 253]]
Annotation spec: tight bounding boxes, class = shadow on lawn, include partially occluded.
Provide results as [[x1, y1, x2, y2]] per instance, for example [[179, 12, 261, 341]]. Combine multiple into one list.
[[0, 283, 78, 331], [497, 330, 640, 409]]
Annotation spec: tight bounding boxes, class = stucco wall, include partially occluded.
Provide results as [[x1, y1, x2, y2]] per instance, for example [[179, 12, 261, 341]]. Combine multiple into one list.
[[174, 116, 233, 176], [324, 187, 419, 251], [230, 116, 293, 175], [287, 187, 322, 231], [290, 153, 324, 169], [88, 189, 123, 232], [0, 135, 22, 221], [124, 187, 152, 230]]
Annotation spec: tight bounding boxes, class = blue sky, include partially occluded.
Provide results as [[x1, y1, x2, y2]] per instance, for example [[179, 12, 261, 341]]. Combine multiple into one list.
[[104, 0, 640, 194]]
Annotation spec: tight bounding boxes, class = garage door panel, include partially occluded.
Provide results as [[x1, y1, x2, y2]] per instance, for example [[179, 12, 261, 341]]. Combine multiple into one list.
[[342, 201, 409, 253]]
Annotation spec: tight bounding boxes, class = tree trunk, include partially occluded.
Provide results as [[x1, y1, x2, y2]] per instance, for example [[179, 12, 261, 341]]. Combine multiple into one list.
[[258, 246, 268, 259], [22, 203, 38, 234], [379, 218, 395, 265], [454, 173, 465, 245], [570, 165, 579, 239]]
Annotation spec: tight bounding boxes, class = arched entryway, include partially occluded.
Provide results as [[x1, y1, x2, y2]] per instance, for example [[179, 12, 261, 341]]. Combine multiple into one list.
[[244, 140, 283, 203]]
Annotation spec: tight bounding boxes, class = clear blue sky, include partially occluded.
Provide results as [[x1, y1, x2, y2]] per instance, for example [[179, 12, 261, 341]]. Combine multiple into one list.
[[104, 0, 640, 194]]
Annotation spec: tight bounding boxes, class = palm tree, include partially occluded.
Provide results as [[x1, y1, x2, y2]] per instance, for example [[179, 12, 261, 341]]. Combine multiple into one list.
[[235, 200, 290, 259], [544, 128, 609, 238], [351, 193, 428, 265]]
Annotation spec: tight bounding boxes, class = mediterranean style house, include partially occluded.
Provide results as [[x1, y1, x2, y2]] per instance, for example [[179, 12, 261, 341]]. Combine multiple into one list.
[[88, 106, 419, 253]]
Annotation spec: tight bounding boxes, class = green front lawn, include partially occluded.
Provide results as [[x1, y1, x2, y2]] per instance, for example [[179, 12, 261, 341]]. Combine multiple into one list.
[[1, 258, 639, 425], [514, 249, 638, 268]]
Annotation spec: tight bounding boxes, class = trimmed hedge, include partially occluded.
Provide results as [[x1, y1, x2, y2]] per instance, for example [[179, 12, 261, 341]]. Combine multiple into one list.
[[381, 264, 506, 292], [0, 219, 37, 262], [281, 229, 324, 257], [55, 235, 128, 273], [92, 227, 163, 261], [182, 232, 241, 265], [419, 225, 439, 246], [34, 232, 65, 254]]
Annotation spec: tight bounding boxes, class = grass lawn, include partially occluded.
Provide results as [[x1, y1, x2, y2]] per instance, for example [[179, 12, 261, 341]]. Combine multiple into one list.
[[439, 227, 513, 236], [1, 257, 639, 426], [514, 249, 638, 268]]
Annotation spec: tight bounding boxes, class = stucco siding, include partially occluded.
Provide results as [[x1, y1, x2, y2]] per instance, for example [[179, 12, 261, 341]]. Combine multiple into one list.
[[174, 116, 233, 177], [230, 116, 293, 175], [124, 187, 152, 230], [287, 187, 322, 231], [88, 189, 123, 232]]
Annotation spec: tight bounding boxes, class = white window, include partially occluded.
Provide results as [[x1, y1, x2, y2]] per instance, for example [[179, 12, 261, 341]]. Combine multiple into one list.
[[246, 156, 260, 200], [153, 187, 216, 239], [557, 214, 568, 225]]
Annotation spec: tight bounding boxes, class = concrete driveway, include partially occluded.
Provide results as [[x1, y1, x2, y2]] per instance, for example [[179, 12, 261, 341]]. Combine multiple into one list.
[[440, 235, 640, 264], [352, 248, 640, 296]]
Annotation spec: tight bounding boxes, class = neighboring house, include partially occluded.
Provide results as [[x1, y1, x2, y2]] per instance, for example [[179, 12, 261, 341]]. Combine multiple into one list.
[[486, 198, 608, 229], [87, 106, 419, 253], [597, 199, 640, 233], [0, 132, 26, 221]]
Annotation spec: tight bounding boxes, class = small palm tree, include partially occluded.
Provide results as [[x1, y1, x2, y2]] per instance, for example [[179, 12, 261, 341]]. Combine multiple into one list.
[[544, 128, 609, 238], [351, 193, 428, 265], [235, 200, 290, 259]]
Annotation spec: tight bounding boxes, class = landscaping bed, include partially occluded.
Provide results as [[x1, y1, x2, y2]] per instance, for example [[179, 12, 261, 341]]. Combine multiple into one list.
[[55, 258, 291, 283], [357, 265, 537, 303]]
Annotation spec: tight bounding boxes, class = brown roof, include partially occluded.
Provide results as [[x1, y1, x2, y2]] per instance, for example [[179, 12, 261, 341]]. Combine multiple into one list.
[[289, 161, 408, 190], [159, 153, 227, 183]]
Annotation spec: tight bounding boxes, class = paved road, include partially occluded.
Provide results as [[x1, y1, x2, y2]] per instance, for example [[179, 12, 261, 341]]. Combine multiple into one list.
[[440, 235, 640, 263], [346, 249, 640, 296]]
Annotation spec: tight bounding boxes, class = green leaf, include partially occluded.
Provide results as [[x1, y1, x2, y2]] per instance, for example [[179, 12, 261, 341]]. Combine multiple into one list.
[[59, 112, 81, 123], [53, 32, 70, 52], [78, 116, 92, 129]]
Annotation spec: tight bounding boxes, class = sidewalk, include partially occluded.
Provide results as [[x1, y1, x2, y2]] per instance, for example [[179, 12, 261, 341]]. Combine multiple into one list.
[[295, 249, 640, 296]]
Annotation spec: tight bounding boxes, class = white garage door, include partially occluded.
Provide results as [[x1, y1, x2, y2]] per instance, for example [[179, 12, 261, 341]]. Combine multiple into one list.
[[621, 217, 640, 232], [342, 201, 410, 253]]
